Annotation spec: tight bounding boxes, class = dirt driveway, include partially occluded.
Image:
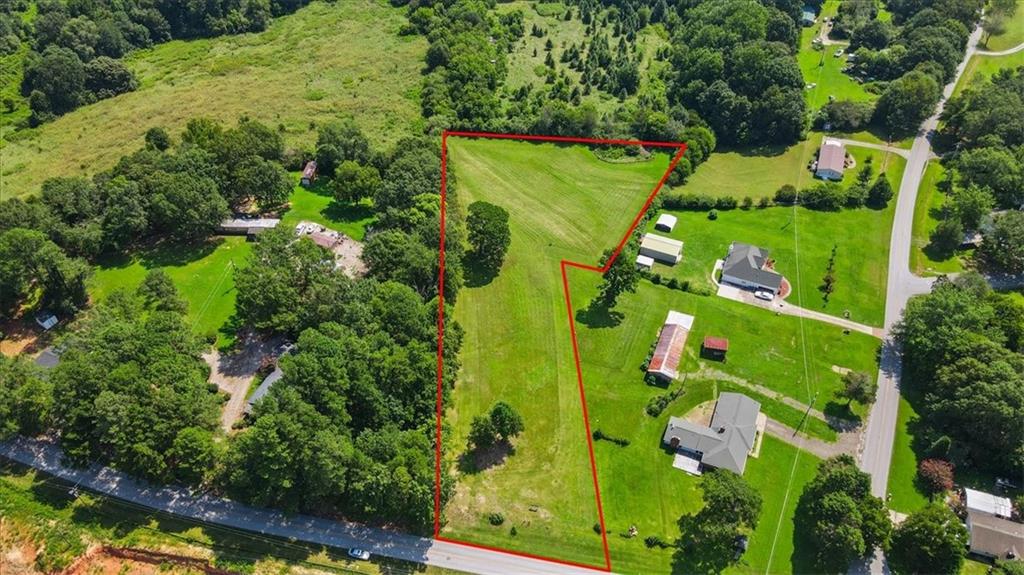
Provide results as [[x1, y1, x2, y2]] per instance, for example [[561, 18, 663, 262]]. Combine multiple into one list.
[[203, 333, 286, 433]]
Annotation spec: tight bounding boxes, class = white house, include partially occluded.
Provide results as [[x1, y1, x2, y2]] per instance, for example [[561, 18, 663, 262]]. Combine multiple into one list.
[[964, 488, 1022, 560], [816, 139, 847, 180], [640, 233, 683, 264]]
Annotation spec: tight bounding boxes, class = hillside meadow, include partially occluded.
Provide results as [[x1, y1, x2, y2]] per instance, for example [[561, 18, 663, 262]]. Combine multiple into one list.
[[0, 0, 426, 200]]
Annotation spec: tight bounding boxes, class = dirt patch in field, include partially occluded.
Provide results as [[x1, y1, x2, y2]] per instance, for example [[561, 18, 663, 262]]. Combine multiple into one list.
[[683, 400, 716, 427]]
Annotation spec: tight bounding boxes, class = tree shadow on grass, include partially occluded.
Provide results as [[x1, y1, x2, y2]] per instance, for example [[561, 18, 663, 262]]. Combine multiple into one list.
[[138, 238, 226, 269], [574, 300, 623, 329], [464, 259, 500, 288], [322, 200, 374, 227], [922, 240, 960, 264], [457, 441, 515, 475], [823, 401, 863, 430]]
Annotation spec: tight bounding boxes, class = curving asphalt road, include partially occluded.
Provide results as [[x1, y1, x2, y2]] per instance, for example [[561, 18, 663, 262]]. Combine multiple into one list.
[[858, 20, 984, 503], [0, 436, 605, 575]]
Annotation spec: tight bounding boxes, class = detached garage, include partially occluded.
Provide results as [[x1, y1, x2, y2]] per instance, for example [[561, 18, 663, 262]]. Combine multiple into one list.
[[640, 233, 683, 265]]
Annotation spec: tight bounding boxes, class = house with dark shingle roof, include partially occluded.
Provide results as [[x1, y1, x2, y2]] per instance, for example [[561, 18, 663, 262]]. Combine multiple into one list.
[[721, 242, 784, 295], [662, 392, 761, 475]]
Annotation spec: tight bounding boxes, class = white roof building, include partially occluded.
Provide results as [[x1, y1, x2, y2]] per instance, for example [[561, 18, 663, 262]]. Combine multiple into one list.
[[640, 233, 684, 264], [636, 254, 654, 270], [965, 488, 1014, 519], [655, 214, 677, 232]]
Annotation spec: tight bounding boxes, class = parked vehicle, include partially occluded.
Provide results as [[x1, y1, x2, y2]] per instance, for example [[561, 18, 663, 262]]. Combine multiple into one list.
[[754, 290, 774, 301], [348, 549, 371, 561]]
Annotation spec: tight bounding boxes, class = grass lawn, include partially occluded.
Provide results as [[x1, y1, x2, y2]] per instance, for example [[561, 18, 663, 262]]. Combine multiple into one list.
[[1, 0, 426, 200], [798, 27, 876, 111], [955, 50, 1024, 97], [652, 147, 905, 328], [280, 178, 376, 241], [444, 137, 672, 567], [886, 395, 931, 514], [0, 461, 455, 575], [909, 161, 970, 276], [89, 237, 252, 348], [981, 0, 1024, 52], [676, 143, 815, 200]]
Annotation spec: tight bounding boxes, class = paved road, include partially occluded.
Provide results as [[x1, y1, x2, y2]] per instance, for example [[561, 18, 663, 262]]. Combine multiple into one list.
[[0, 436, 604, 575], [858, 22, 984, 500]]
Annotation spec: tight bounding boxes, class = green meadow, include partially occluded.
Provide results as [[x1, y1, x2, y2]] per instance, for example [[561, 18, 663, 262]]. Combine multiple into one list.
[[1, 0, 426, 200], [444, 138, 881, 571]]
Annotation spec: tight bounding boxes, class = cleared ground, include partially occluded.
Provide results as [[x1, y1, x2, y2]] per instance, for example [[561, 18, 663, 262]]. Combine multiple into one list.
[[0, 0, 425, 199], [444, 138, 671, 567]]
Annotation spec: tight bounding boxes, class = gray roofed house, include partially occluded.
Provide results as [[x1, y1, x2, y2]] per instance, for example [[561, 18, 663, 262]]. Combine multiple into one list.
[[663, 392, 761, 475], [721, 242, 784, 294]]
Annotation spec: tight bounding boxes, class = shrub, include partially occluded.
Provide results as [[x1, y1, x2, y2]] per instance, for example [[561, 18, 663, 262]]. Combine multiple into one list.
[[775, 184, 798, 204], [511, 526, 518, 536], [707, 209, 718, 220], [715, 196, 737, 210], [758, 196, 772, 209], [593, 429, 630, 446], [650, 273, 662, 285], [666, 277, 679, 289], [488, 512, 505, 526], [741, 196, 753, 209], [594, 523, 603, 534], [645, 386, 685, 417], [645, 536, 671, 549], [918, 459, 954, 494]]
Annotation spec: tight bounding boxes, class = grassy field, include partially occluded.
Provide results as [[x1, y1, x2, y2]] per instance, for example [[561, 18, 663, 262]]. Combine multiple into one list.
[[444, 137, 672, 567], [0, 0, 426, 200], [909, 161, 969, 275], [886, 395, 931, 514], [89, 237, 252, 347], [798, 27, 876, 111], [445, 137, 880, 571], [0, 461, 453, 575], [981, 0, 1024, 52], [661, 148, 906, 327]]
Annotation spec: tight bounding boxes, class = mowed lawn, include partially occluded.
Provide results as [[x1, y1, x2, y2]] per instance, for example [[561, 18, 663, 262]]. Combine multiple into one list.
[[444, 138, 672, 566], [1, 0, 426, 199], [955, 50, 1024, 97], [89, 237, 252, 347], [909, 161, 969, 275], [570, 275, 871, 573], [981, 0, 1024, 52], [651, 147, 905, 327], [280, 179, 376, 241]]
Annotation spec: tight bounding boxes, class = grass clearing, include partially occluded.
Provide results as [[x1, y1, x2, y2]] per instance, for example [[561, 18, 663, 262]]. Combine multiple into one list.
[[955, 50, 1024, 97], [280, 178, 376, 241], [1, 0, 426, 200], [89, 237, 251, 348], [444, 137, 671, 566], [798, 27, 876, 111], [886, 395, 931, 514], [909, 161, 969, 276]]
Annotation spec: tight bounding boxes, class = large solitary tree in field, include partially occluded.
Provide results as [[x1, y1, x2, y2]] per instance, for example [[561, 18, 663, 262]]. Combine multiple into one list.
[[596, 246, 639, 308], [466, 201, 511, 271]]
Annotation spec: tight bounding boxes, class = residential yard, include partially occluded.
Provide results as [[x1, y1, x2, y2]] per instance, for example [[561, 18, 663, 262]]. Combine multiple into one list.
[[886, 395, 931, 514], [444, 137, 672, 567], [955, 50, 1024, 97], [909, 161, 969, 276], [981, 0, 1024, 52], [1, 0, 426, 199], [676, 143, 815, 200], [0, 461, 454, 575], [89, 237, 252, 348], [650, 146, 905, 328], [798, 26, 876, 111], [280, 179, 376, 241], [571, 276, 873, 573]]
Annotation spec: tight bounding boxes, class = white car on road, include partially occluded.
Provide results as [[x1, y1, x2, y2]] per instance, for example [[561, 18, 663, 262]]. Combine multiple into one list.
[[348, 548, 371, 561]]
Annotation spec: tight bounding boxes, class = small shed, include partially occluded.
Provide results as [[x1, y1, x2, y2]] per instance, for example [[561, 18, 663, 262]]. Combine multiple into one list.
[[636, 254, 654, 271], [702, 336, 729, 360], [655, 214, 677, 232], [301, 161, 318, 187], [34, 312, 58, 331]]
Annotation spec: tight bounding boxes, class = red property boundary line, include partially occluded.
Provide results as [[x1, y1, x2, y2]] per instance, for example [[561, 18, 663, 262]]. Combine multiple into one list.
[[434, 130, 687, 572]]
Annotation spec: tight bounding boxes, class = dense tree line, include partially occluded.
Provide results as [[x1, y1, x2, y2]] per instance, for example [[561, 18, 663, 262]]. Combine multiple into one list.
[[894, 274, 1024, 477], [7, 0, 316, 124], [929, 66, 1024, 271], [825, 0, 983, 136], [49, 275, 222, 483]]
